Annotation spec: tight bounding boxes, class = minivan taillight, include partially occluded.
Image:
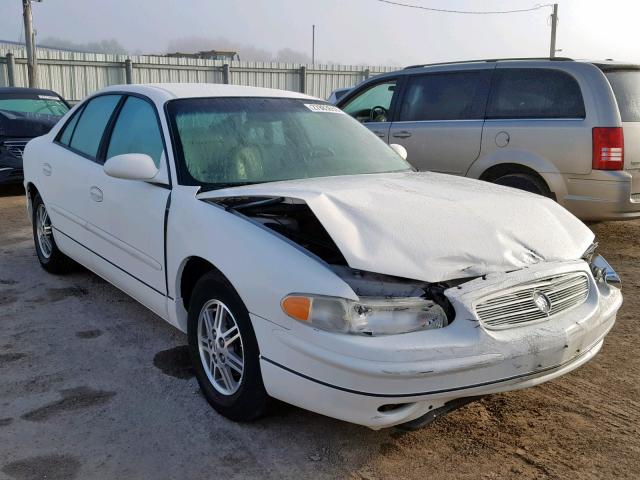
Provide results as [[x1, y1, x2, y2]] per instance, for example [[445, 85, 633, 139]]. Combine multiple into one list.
[[592, 127, 624, 170]]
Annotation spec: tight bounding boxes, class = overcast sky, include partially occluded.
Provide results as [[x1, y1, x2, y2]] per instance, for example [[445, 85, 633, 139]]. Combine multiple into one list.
[[1, 0, 638, 65]]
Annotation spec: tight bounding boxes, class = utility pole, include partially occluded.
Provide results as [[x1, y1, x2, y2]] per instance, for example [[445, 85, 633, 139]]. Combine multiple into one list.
[[22, 0, 38, 87], [311, 25, 315, 65], [549, 3, 558, 58]]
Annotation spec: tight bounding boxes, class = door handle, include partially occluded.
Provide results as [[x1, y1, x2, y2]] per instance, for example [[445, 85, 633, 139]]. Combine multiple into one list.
[[42, 163, 52, 176], [372, 130, 387, 138], [89, 186, 103, 203], [392, 131, 412, 139]]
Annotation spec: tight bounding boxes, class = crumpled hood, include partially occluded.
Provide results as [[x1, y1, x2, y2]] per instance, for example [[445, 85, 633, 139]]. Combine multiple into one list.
[[199, 172, 594, 282]]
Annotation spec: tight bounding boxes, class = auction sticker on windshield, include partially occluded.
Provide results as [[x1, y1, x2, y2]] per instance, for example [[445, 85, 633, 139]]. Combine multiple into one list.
[[304, 103, 344, 113]]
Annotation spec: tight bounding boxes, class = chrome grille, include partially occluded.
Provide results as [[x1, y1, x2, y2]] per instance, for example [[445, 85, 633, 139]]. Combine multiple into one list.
[[475, 273, 590, 329], [2, 140, 28, 158]]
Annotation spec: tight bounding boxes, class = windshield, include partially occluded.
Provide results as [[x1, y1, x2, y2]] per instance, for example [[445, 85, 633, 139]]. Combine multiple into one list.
[[0, 94, 69, 117], [605, 70, 640, 122], [167, 97, 411, 187]]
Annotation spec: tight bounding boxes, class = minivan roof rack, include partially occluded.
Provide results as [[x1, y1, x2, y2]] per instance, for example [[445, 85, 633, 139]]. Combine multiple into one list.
[[404, 57, 574, 69]]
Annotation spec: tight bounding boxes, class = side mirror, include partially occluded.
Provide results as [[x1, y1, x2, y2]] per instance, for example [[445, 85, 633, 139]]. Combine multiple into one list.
[[103, 153, 159, 181], [389, 143, 408, 160]]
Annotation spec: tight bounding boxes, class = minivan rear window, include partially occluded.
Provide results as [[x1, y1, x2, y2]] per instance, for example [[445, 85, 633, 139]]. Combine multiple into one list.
[[487, 68, 586, 119], [605, 70, 640, 122]]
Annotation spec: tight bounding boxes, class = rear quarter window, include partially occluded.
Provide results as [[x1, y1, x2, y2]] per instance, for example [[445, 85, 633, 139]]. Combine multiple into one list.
[[605, 70, 640, 122], [487, 68, 586, 119]]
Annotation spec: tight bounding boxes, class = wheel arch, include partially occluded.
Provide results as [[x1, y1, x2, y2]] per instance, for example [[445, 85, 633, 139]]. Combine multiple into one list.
[[466, 148, 561, 196], [478, 162, 548, 184], [25, 182, 39, 219], [178, 256, 231, 312]]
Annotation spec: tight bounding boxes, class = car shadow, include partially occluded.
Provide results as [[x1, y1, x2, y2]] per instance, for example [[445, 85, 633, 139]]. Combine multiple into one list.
[[0, 185, 25, 197]]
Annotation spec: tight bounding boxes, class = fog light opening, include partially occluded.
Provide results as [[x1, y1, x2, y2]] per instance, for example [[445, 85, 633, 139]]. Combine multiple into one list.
[[377, 403, 413, 414]]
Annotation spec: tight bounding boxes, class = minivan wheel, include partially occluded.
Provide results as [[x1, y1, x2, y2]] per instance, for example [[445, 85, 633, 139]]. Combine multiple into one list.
[[187, 272, 268, 422], [32, 193, 74, 273], [492, 173, 551, 197]]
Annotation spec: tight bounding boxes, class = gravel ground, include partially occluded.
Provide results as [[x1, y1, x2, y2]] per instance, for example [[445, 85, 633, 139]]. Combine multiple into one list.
[[1, 185, 638, 480]]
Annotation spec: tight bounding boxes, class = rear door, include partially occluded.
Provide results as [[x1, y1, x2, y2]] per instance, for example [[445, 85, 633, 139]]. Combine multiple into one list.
[[339, 77, 401, 143], [602, 68, 640, 170], [43, 94, 122, 254], [388, 69, 491, 175]]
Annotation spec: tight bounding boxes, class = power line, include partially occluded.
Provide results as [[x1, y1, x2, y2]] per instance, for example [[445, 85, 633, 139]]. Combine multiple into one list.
[[375, 0, 554, 15]]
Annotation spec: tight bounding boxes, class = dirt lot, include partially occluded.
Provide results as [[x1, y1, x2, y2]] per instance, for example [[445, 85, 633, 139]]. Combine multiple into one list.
[[0, 185, 638, 479]]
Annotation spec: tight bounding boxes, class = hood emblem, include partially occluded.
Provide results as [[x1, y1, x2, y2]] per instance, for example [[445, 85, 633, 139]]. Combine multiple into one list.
[[532, 291, 552, 314]]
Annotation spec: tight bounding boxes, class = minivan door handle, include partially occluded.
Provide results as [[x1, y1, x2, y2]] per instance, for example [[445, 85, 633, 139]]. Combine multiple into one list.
[[89, 186, 103, 203], [392, 131, 412, 139], [371, 130, 387, 138]]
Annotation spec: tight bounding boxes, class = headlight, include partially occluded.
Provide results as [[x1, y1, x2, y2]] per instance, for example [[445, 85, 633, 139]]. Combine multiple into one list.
[[281, 294, 448, 335], [590, 254, 621, 287]]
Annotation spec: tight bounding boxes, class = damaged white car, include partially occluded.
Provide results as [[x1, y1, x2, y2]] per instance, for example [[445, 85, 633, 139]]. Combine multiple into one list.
[[23, 84, 622, 429]]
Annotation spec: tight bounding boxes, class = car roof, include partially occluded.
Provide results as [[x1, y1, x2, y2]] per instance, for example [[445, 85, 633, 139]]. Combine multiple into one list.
[[0, 87, 64, 97], [363, 58, 640, 82], [98, 83, 319, 103]]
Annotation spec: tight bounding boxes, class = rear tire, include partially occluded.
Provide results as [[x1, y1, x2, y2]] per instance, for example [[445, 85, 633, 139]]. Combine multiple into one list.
[[32, 193, 74, 274], [492, 173, 551, 197], [187, 271, 268, 422]]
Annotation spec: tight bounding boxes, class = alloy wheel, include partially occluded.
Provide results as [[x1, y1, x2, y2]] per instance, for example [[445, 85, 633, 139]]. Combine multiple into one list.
[[36, 203, 53, 259], [197, 299, 245, 395]]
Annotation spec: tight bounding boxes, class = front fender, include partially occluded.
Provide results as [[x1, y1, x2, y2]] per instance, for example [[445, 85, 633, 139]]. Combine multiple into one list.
[[166, 187, 357, 332]]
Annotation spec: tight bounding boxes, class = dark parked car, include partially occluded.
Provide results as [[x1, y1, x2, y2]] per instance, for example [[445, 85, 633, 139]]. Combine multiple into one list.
[[0, 87, 70, 185]]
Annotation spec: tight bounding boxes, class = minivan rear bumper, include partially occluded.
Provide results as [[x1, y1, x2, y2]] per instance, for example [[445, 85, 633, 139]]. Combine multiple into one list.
[[558, 170, 640, 221]]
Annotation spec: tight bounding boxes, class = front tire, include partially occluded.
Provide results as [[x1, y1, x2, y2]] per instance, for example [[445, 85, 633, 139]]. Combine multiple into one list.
[[187, 272, 268, 421], [32, 193, 74, 274]]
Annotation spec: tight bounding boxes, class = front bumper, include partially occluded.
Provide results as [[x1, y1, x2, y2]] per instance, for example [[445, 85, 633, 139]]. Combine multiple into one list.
[[559, 169, 640, 221], [253, 260, 621, 429]]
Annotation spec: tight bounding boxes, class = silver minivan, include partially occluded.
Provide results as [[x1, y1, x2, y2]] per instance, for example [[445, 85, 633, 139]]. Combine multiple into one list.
[[337, 58, 640, 221]]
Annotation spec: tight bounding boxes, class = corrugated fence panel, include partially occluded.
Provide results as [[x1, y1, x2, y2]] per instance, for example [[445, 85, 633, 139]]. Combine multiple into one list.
[[0, 46, 397, 101]]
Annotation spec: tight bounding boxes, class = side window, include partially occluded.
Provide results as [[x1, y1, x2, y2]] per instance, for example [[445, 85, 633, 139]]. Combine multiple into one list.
[[107, 96, 164, 167], [487, 69, 585, 119], [58, 106, 84, 146], [69, 95, 122, 158], [342, 80, 397, 123], [398, 71, 491, 121]]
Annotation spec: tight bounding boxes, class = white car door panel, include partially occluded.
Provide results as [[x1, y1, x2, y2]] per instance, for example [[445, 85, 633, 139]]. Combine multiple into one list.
[[86, 176, 169, 294]]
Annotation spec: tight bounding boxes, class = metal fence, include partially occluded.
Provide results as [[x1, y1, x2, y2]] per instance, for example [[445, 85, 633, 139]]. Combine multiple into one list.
[[0, 45, 396, 102]]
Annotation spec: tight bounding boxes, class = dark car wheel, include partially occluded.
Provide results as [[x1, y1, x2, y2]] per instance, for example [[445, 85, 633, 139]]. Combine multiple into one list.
[[187, 271, 268, 422], [493, 173, 552, 198], [32, 193, 74, 273]]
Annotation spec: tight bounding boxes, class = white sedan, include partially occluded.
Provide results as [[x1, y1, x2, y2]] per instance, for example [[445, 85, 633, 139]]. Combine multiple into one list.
[[23, 83, 622, 429]]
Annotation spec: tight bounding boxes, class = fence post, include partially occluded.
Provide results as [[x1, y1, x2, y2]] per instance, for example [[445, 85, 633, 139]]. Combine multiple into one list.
[[363, 68, 370, 81], [300, 66, 307, 94], [6, 53, 16, 87], [222, 64, 230, 84], [124, 59, 133, 84]]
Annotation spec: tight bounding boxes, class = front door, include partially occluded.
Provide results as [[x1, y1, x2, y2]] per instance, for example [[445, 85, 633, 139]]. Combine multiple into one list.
[[340, 78, 400, 143], [86, 95, 170, 302]]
